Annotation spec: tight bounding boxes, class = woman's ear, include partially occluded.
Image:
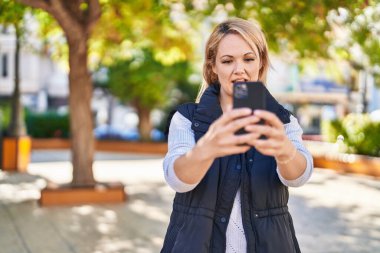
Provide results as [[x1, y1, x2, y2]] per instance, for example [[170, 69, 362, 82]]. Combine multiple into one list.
[[212, 64, 217, 74], [259, 57, 263, 69]]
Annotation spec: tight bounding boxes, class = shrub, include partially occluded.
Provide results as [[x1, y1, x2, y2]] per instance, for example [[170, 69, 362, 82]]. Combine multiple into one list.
[[0, 103, 11, 135], [25, 110, 70, 138], [322, 113, 380, 157]]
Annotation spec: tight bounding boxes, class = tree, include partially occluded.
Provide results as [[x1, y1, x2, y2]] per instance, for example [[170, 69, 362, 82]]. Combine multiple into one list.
[[326, 1, 379, 112], [17, 0, 101, 187], [107, 48, 192, 140], [90, 1, 196, 139], [328, 2, 380, 75], [90, 1, 194, 67], [30, 1, 197, 140], [0, 0, 27, 137], [177, 0, 365, 58]]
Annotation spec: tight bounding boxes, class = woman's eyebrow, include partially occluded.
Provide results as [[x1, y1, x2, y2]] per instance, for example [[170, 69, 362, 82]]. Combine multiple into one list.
[[220, 51, 257, 59], [244, 51, 257, 57], [220, 54, 233, 58]]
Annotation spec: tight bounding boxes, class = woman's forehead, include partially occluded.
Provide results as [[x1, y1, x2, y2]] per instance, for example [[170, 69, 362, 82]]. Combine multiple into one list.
[[217, 33, 259, 57]]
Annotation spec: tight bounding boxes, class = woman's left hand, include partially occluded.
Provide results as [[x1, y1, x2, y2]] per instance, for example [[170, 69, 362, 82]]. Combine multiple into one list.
[[244, 110, 293, 158]]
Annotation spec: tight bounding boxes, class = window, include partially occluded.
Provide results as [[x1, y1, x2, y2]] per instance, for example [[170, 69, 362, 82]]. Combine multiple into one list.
[[2, 54, 8, 78]]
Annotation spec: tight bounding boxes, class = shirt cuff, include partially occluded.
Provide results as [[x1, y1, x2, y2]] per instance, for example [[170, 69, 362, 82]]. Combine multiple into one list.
[[163, 155, 198, 193]]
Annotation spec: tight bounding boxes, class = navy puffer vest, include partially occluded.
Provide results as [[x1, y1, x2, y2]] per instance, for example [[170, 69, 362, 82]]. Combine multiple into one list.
[[161, 84, 301, 253]]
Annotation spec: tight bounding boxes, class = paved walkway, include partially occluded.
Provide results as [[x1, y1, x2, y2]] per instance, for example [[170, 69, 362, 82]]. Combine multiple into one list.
[[0, 150, 379, 253]]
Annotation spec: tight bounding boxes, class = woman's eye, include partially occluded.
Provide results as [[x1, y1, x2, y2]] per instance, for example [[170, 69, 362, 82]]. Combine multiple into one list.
[[222, 60, 232, 64], [245, 58, 255, 62]]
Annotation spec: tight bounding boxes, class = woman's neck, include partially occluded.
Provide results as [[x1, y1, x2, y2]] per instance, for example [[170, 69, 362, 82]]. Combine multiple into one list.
[[219, 93, 232, 113]]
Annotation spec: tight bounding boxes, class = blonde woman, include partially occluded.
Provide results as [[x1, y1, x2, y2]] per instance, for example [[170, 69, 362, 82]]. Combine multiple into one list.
[[162, 18, 313, 253]]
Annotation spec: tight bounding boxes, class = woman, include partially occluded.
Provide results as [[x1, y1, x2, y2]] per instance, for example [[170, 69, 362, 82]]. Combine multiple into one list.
[[161, 18, 313, 253]]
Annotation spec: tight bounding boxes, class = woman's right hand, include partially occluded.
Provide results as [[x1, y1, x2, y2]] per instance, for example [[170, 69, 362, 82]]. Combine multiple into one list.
[[173, 107, 259, 185], [195, 107, 260, 161]]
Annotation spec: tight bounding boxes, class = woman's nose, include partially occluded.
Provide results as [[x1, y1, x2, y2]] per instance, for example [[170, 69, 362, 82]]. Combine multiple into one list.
[[234, 62, 245, 75]]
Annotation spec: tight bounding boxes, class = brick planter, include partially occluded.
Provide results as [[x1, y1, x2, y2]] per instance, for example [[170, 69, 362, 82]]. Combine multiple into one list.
[[313, 153, 380, 178], [31, 138, 167, 155], [305, 141, 380, 178], [40, 182, 126, 206], [2, 136, 32, 172], [31, 138, 166, 206]]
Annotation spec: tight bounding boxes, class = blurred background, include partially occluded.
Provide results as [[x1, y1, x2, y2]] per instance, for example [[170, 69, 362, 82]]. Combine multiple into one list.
[[0, 1, 379, 253], [0, 0, 379, 143]]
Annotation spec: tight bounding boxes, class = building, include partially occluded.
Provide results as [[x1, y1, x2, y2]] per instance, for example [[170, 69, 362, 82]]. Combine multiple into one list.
[[0, 25, 68, 112]]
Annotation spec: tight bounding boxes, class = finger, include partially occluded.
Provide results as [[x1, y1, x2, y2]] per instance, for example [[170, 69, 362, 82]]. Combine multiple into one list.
[[237, 132, 262, 146], [253, 139, 281, 150], [224, 115, 261, 133], [254, 148, 278, 156], [216, 108, 252, 127], [254, 110, 284, 129], [221, 145, 251, 156], [217, 130, 256, 146], [245, 124, 280, 139], [217, 134, 245, 146]]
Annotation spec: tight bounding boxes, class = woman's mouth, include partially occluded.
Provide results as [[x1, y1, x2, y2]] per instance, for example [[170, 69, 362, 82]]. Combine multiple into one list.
[[232, 79, 248, 84]]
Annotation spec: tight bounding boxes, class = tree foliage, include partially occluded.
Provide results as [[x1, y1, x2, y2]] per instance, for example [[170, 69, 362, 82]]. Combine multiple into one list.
[[176, 0, 366, 58], [326, 1, 380, 89], [91, 0, 194, 67], [11, 0, 378, 139], [107, 48, 194, 140], [328, 2, 380, 68], [108, 48, 190, 109], [30, 1, 195, 69], [0, 0, 26, 26], [109, 48, 194, 109]]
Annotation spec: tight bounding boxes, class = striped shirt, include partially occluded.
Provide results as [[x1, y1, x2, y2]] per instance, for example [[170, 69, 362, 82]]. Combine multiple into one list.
[[163, 112, 313, 253]]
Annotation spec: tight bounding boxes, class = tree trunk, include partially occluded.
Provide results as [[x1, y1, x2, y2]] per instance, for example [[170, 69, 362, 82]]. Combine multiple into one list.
[[16, 0, 101, 187], [67, 35, 95, 187], [135, 104, 151, 141], [8, 24, 26, 137]]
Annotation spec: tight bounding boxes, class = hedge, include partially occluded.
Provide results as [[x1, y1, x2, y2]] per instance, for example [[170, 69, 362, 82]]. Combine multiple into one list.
[[321, 113, 380, 157], [25, 110, 70, 138]]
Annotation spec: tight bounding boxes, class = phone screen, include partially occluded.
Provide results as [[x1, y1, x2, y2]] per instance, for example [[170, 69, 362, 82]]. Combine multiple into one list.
[[233, 81, 267, 135]]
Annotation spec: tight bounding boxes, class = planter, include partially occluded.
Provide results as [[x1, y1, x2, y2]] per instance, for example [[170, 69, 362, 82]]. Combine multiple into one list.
[[31, 138, 70, 149], [31, 138, 165, 206], [40, 182, 126, 206], [305, 141, 380, 178], [95, 140, 167, 154], [1, 136, 31, 172], [313, 153, 380, 178], [31, 138, 168, 155]]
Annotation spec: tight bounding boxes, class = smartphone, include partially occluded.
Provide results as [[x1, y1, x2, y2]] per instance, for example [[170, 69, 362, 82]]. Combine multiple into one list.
[[233, 81, 266, 135]]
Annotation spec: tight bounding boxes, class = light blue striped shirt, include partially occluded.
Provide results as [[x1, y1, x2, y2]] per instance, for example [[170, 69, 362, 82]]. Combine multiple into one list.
[[163, 111, 313, 253]]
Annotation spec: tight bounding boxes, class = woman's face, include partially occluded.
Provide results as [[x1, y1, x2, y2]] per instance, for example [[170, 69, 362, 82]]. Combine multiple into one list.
[[212, 33, 261, 102]]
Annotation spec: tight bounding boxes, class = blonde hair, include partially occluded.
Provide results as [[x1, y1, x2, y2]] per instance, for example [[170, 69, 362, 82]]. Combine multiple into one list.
[[196, 18, 270, 102]]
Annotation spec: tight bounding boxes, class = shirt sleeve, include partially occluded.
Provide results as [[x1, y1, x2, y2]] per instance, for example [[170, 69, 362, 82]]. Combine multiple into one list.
[[163, 112, 199, 193], [276, 115, 314, 187]]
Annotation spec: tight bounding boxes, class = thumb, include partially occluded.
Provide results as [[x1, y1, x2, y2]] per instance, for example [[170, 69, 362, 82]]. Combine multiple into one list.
[[225, 104, 233, 112]]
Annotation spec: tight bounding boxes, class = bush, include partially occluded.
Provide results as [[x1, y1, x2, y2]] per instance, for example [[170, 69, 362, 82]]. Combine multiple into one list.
[[26, 110, 70, 138], [0, 103, 11, 135], [321, 119, 345, 143], [322, 113, 380, 157]]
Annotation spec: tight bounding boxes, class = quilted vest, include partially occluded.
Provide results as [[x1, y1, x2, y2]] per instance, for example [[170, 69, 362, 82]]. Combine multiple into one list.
[[161, 84, 301, 253]]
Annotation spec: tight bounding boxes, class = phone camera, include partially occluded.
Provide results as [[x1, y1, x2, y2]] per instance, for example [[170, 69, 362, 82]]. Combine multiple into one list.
[[234, 83, 248, 99]]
